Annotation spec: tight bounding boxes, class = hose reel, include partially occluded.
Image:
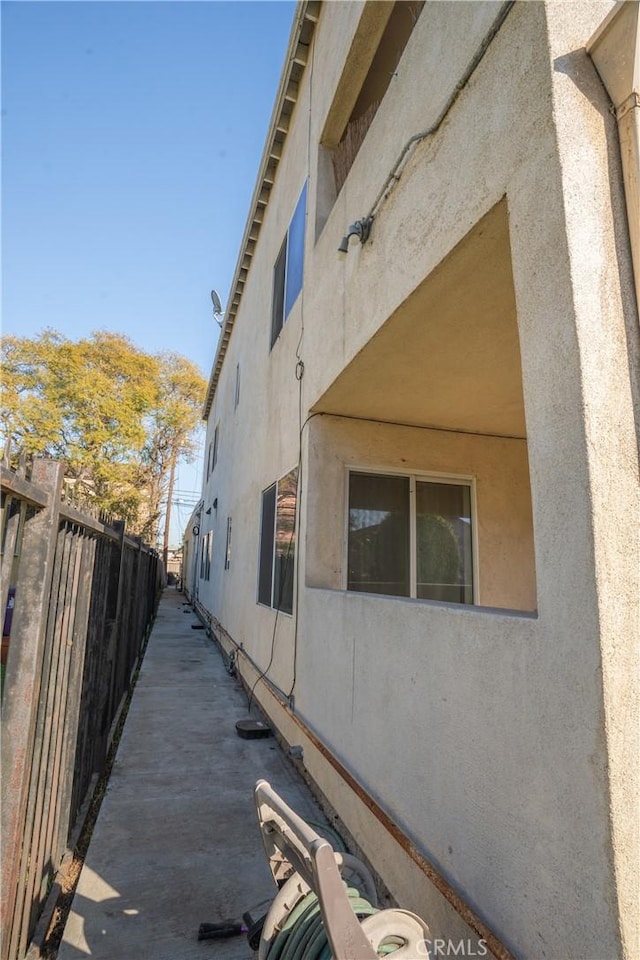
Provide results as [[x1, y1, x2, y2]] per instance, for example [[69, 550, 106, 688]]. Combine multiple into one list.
[[255, 780, 431, 959]]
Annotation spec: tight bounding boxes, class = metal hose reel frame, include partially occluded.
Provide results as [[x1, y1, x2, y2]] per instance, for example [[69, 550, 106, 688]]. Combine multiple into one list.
[[254, 780, 431, 959]]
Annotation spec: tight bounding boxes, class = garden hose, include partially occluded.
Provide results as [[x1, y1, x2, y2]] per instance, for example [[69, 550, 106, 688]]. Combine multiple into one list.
[[305, 819, 347, 853], [263, 885, 408, 960]]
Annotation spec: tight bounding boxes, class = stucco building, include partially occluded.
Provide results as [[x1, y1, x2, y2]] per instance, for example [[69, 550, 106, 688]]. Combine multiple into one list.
[[184, 3, 639, 957]]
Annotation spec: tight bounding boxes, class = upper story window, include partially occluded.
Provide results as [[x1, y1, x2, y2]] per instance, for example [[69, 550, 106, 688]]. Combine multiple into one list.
[[317, 2, 424, 235], [211, 425, 219, 473], [271, 182, 307, 349], [335, 3, 424, 191], [347, 470, 474, 604], [234, 363, 240, 410], [206, 425, 219, 480], [258, 467, 298, 614]]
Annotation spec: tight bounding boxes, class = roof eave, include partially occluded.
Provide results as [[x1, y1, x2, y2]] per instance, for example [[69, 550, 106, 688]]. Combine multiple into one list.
[[202, 0, 321, 420]]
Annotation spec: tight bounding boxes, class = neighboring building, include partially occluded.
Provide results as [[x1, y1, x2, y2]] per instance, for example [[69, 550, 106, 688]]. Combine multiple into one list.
[[184, 3, 639, 957], [182, 499, 203, 598], [165, 547, 183, 583]]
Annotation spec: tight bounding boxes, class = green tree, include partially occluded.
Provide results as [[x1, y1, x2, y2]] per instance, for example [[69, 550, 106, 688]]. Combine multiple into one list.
[[1, 330, 207, 537], [139, 352, 208, 553]]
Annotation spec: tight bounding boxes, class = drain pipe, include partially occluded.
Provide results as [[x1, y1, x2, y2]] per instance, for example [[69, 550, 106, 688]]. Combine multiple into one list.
[[587, 0, 640, 320]]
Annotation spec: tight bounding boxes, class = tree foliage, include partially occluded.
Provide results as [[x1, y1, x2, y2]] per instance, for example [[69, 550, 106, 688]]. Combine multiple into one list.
[[1, 329, 207, 538]]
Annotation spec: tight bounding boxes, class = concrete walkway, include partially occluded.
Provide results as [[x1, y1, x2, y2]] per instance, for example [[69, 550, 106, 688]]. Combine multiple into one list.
[[58, 589, 328, 960]]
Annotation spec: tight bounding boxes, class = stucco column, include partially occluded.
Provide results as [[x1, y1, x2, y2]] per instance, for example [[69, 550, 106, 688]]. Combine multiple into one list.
[[540, 4, 640, 957]]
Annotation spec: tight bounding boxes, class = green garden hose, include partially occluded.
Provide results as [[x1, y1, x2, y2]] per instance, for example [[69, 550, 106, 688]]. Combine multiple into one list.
[[264, 886, 403, 960], [305, 819, 348, 854]]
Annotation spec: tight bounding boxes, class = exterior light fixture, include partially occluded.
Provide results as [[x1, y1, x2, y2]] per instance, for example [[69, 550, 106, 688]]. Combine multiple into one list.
[[338, 217, 373, 253]]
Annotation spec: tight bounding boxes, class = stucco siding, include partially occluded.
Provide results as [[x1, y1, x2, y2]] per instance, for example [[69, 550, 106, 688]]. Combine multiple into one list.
[[296, 586, 612, 957]]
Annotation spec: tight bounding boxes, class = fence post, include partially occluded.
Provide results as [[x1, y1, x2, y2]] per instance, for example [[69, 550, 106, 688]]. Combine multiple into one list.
[[0, 460, 63, 959], [53, 531, 97, 862]]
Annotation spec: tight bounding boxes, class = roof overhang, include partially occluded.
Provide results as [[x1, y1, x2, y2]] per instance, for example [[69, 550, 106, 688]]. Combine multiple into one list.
[[202, 1, 321, 420]]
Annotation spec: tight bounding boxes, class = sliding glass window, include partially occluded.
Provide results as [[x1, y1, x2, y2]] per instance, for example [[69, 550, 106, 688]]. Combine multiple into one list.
[[348, 471, 474, 604]]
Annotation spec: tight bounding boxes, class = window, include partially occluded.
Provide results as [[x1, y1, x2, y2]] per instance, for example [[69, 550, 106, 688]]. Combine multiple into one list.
[[347, 471, 474, 604], [319, 0, 425, 222], [200, 532, 212, 581], [211, 425, 219, 473], [257, 468, 298, 614], [206, 427, 218, 480], [271, 183, 307, 348], [225, 517, 232, 570], [234, 363, 240, 409]]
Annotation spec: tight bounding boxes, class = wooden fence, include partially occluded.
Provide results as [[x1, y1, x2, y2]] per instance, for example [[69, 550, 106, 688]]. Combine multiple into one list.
[[0, 458, 162, 960]]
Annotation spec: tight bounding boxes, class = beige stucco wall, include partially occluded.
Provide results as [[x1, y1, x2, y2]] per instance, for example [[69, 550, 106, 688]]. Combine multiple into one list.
[[305, 414, 536, 612], [193, 1, 639, 957]]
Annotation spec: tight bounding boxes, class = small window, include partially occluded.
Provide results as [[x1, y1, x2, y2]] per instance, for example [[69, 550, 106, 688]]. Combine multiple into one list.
[[348, 471, 473, 604], [271, 244, 286, 347], [234, 363, 240, 410], [206, 441, 213, 480], [225, 516, 232, 570], [335, 3, 424, 191], [200, 532, 212, 581], [258, 485, 276, 605], [271, 183, 307, 348], [212, 425, 219, 472], [318, 1, 424, 232], [257, 468, 298, 614]]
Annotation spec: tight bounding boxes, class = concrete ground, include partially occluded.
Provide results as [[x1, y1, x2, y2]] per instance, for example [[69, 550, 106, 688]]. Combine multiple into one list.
[[57, 589, 330, 960]]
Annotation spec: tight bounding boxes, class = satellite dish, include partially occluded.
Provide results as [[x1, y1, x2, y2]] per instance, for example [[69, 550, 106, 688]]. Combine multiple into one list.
[[211, 289, 224, 327]]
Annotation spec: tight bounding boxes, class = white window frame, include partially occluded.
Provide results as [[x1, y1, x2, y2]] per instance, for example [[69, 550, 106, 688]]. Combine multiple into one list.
[[343, 465, 479, 604]]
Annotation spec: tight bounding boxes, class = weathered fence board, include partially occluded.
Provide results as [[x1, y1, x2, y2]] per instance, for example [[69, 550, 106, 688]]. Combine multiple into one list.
[[0, 459, 161, 960]]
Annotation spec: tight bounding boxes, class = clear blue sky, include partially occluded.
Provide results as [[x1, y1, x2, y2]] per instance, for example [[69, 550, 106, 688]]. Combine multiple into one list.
[[2, 0, 295, 543]]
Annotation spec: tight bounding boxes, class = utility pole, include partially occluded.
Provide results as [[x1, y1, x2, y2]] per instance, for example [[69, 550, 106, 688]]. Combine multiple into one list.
[[163, 451, 177, 570]]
